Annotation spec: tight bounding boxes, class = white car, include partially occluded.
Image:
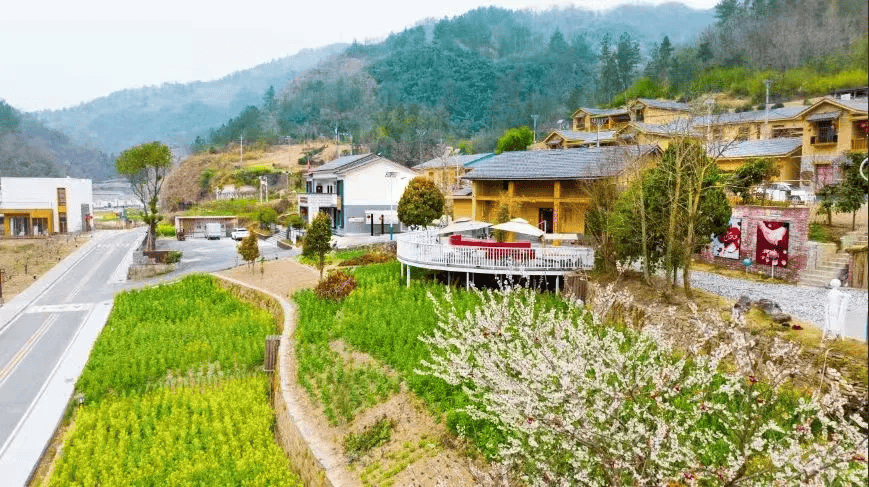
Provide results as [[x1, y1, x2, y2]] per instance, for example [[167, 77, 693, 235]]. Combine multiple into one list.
[[753, 183, 813, 203], [231, 228, 250, 241]]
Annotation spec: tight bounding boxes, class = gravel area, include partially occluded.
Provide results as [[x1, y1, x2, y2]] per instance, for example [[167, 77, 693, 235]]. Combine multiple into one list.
[[686, 270, 868, 340]]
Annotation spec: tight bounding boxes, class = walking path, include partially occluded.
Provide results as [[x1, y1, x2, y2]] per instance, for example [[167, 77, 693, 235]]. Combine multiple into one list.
[[687, 270, 867, 341]]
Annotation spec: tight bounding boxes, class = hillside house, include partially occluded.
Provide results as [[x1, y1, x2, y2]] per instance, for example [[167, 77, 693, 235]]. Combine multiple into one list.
[[628, 98, 691, 124], [298, 153, 416, 235], [463, 145, 660, 236], [0, 177, 92, 237], [711, 137, 803, 183], [542, 129, 618, 149], [798, 96, 868, 186]]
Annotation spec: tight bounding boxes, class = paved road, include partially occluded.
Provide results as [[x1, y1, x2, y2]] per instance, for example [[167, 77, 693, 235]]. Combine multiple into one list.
[[0, 229, 297, 485]]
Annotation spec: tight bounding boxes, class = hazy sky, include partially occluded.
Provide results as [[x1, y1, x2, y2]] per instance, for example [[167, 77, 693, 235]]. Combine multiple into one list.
[[1, 0, 718, 112]]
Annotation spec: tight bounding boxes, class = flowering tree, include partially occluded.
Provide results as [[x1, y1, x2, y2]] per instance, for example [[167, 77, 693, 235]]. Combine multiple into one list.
[[418, 284, 867, 486]]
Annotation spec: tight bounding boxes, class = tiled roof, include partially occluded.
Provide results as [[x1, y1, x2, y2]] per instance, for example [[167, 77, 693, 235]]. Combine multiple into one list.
[[310, 153, 379, 174], [626, 121, 701, 137], [805, 110, 842, 122], [413, 153, 494, 170], [546, 129, 617, 144], [691, 106, 803, 127], [835, 97, 868, 112], [711, 137, 803, 159], [463, 145, 659, 181], [588, 108, 630, 118], [634, 98, 691, 111]]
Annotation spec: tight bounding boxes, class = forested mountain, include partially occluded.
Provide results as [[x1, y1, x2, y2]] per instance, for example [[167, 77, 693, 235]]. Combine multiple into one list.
[[0, 100, 113, 179], [34, 44, 348, 156], [199, 3, 716, 164]]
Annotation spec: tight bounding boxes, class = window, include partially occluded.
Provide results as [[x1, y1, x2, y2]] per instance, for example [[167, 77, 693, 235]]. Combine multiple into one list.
[[306, 181, 312, 193], [813, 121, 837, 144], [315, 185, 323, 193], [575, 117, 585, 130], [57, 188, 67, 206], [736, 127, 750, 141], [634, 109, 644, 122], [326, 185, 333, 194]]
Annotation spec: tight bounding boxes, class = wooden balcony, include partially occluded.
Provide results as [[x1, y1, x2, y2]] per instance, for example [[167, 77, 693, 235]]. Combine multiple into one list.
[[397, 232, 594, 277]]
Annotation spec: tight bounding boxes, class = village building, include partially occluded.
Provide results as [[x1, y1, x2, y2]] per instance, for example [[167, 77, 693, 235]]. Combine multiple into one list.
[[711, 137, 804, 183], [0, 177, 93, 237], [463, 145, 660, 236], [298, 153, 416, 235], [797, 96, 868, 186]]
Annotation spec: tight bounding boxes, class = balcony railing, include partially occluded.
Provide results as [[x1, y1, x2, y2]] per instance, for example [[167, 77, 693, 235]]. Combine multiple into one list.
[[397, 232, 594, 275], [298, 193, 341, 208], [852, 138, 867, 151]]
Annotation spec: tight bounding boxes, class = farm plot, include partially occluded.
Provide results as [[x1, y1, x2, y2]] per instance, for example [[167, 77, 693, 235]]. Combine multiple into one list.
[[41, 275, 302, 487]]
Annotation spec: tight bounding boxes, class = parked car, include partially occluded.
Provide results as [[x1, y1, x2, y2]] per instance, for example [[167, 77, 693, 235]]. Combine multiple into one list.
[[752, 182, 813, 203], [230, 227, 250, 241], [205, 222, 224, 240]]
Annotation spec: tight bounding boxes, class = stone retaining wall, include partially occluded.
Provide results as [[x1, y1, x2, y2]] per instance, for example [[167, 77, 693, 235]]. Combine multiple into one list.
[[211, 274, 354, 487]]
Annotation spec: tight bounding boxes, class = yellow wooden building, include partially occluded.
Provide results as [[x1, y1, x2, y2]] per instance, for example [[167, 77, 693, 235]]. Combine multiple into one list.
[[462, 145, 660, 236], [797, 96, 868, 185], [711, 137, 803, 183], [541, 129, 618, 149], [413, 153, 494, 219], [628, 98, 691, 124]]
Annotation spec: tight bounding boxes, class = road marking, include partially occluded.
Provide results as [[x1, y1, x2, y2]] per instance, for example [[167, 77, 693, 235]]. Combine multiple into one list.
[[0, 314, 59, 388], [24, 303, 93, 314]]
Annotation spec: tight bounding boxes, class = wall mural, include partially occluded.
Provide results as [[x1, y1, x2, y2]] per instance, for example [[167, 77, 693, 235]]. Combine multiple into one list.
[[711, 217, 742, 259], [756, 221, 789, 267]]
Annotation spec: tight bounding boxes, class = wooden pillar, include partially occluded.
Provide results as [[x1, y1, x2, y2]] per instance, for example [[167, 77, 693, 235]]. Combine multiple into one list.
[[555, 275, 560, 294], [406, 264, 411, 288]]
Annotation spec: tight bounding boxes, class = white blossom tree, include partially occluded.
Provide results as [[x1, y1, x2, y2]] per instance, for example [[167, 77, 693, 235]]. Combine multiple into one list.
[[418, 284, 868, 486]]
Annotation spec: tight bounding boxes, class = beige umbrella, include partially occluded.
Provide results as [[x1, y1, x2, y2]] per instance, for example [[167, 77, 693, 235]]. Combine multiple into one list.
[[437, 217, 493, 234], [491, 217, 544, 238]]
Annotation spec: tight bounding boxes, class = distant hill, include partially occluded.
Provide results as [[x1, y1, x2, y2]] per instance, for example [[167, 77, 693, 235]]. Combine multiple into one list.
[[33, 44, 348, 156], [0, 100, 112, 179], [197, 3, 715, 164]]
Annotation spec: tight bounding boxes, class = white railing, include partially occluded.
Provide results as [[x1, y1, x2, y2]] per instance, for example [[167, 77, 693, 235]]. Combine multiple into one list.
[[298, 193, 341, 207], [397, 233, 594, 273]]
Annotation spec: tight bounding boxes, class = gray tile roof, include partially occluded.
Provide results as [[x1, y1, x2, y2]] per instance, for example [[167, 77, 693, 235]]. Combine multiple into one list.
[[627, 121, 701, 137], [635, 98, 691, 111], [413, 153, 493, 170], [805, 110, 842, 122], [310, 153, 379, 174], [463, 145, 659, 181], [589, 108, 630, 118], [546, 129, 617, 144], [691, 106, 804, 127], [711, 137, 802, 159], [835, 97, 868, 112]]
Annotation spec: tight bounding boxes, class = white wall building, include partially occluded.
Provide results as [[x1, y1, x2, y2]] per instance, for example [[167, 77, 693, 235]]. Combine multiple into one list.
[[0, 177, 93, 236], [298, 154, 416, 235]]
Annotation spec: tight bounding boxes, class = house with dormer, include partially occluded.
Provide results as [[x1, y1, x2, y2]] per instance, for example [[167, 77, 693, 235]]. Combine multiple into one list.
[[798, 96, 868, 186]]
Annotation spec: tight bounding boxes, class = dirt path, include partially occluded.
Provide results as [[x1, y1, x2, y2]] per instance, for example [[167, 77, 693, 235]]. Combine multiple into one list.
[[219, 259, 481, 487]]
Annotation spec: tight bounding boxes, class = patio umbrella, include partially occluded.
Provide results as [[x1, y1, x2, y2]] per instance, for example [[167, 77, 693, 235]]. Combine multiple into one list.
[[492, 218, 544, 238], [437, 217, 493, 234]]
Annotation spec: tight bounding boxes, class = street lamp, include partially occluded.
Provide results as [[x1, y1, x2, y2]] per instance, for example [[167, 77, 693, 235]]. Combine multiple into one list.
[[531, 114, 539, 143]]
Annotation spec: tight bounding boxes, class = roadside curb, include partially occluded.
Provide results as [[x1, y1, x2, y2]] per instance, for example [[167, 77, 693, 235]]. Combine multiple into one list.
[[211, 274, 357, 487]]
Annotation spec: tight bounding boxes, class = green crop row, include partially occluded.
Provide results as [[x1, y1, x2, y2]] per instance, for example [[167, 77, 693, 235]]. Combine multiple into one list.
[[46, 275, 301, 486], [76, 274, 274, 403], [293, 263, 572, 455], [48, 376, 301, 487]]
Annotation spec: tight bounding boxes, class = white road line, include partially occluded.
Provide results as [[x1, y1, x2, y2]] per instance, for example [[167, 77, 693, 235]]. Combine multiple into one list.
[[106, 231, 145, 285], [0, 314, 59, 389], [24, 303, 93, 314]]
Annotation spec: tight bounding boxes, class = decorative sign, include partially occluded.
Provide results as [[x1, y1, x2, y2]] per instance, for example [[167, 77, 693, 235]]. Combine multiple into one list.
[[756, 221, 789, 267], [712, 217, 742, 259], [348, 217, 364, 223]]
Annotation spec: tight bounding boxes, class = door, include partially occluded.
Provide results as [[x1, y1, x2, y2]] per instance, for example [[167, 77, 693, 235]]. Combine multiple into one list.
[[538, 208, 554, 234]]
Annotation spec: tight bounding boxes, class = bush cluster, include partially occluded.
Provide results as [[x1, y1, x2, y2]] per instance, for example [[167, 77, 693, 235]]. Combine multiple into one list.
[[314, 270, 358, 301], [337, 252, 393, 267]]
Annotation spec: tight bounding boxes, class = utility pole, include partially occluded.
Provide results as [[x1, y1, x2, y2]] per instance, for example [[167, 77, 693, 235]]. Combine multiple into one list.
[[705, 98, 715, 142], [531, 114, 539, 143], [239, 134, 244, 165], [764, 79, 772, 139]]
